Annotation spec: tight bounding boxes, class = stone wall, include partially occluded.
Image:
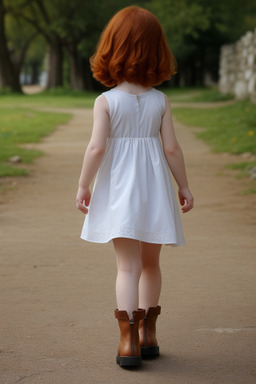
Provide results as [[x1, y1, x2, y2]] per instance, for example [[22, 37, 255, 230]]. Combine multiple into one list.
[[219, 29, 256, 101]]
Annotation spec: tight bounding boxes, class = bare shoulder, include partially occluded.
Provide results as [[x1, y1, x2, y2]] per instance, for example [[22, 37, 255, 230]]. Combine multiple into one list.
[[162, 93, 173, 119], [94, 94, 108, 109], [163, 93, 171, 109], [93, 95, 109, 119]]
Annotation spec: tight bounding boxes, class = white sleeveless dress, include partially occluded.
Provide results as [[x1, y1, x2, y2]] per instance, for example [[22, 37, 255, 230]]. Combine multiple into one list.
[[81, 88, 185, 245]]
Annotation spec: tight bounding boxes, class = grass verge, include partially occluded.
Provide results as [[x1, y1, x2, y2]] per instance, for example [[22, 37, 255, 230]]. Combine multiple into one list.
[[0, 88, 99, 108], [0, 87, 233, 108], [163, 87, 234, 102], [172, 100, 256, 193], [172, 101, 256, 155], [0, 107, 71, 177]]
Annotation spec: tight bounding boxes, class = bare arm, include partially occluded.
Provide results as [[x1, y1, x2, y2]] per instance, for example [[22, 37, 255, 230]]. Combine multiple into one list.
[[76, 95, 110, 214], [160, 94, 194, 213]]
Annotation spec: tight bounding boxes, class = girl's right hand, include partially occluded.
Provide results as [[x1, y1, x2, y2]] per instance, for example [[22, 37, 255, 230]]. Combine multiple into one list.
[[76, 187, 91, 214], [178, 188, 194, 213]]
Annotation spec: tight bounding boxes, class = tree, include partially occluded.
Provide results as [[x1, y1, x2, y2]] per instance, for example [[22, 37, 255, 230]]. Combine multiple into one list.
[[148, 0, 256, 86], [49, 0, 139, 90], [10, 0, 64, 88], [1, 0, 150, 92], [52, 0, 103, 90], [10, 0, 140, 90], [0, 0, 23, 92], [22, 35, 46, 84]]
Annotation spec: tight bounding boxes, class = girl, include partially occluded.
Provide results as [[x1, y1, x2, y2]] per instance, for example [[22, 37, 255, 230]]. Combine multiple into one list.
[[76, 6, 194, 368]]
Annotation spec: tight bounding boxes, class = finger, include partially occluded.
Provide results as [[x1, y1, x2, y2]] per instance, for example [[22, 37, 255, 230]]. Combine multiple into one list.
[[82, 199, 90, 210], [84, 197, 91, 206], [76, 200, 89, 214], [182, 200, 194, 213], [79, 205, 89, 214]]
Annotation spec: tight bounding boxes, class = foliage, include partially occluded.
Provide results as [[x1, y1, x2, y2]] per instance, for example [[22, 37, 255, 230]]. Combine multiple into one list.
[[5, 9, 37, 58], [148, 0, 256, 85], [5, 10, 46, 84], [22, 35, 46, 76], [5, 0, 144, 89], [148, 0, 210, 57], [149, 0, 256, 55], [9, 0, 138, 50], [3, 0, 256, 90]]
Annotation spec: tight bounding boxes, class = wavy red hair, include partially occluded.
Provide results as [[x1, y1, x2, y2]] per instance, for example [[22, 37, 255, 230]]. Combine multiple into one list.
[[90, 6, 176, 87]]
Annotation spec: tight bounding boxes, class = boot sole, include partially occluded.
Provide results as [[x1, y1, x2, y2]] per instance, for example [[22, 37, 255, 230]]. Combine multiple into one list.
[[116, 355, 142, 367], [141, 346, 159, 358]]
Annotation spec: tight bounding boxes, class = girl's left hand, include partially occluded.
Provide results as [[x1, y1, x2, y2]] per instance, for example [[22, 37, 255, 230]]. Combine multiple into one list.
[[76, 187, 91, 214], [178, 187, 194, 213]]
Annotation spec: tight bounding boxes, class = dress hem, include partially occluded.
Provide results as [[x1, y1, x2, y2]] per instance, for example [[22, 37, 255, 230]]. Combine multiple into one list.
[[80, 231, 185, 247]]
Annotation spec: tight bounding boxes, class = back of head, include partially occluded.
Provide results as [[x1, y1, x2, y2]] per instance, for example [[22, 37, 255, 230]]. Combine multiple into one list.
[[90, 6, 176, 87]]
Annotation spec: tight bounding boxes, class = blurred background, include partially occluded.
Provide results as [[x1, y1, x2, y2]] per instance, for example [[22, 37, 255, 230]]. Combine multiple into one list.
[[1, 4, 256, 383], [0, 0, 256, 187], [1, 0, 255, 93]]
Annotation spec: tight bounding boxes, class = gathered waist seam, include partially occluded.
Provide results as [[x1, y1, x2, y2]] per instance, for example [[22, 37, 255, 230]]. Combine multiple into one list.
[[108, 136, 159, 140]]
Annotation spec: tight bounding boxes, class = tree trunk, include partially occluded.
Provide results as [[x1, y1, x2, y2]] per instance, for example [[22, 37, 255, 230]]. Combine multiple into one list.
[[31, 62, 40, 84], [46, 35, 63, 88], [199, 46, 205, 86], [66, 43, 85, 90], [83, 58, 98, 91], [0, 0, 22, 92]]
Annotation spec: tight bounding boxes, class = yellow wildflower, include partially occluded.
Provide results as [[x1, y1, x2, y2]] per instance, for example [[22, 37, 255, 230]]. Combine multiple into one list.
[[248, 130, 254, 136]]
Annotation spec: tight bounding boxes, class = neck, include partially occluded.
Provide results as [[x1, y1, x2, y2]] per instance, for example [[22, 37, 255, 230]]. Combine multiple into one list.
[[116, 81, 152, 95]]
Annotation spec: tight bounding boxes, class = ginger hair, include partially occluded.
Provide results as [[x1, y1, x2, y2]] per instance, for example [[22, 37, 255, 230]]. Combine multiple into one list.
[[90, 6, 177, 87]]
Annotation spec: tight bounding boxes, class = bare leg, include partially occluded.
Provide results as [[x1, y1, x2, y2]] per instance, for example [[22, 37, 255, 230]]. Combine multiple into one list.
[[113, 238, 142, 319], [139, 242, 162, 311]]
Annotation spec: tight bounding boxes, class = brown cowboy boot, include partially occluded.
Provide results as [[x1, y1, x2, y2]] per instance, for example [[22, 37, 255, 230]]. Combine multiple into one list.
[[114, 308, 145, 367], [139, 306, 161, 358]]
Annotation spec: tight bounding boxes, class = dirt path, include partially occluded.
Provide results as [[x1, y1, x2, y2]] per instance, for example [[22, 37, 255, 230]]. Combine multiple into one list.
[[0, 105, 255, 384]]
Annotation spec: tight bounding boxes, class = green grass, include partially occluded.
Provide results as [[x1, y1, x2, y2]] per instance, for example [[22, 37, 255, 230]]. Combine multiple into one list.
[[163, 87, 234, 102], [0, 88, 99, 108], [0, 107, 71, 177], [0, 87, 233, 108], [225, 160, 256, 182], [172, 99, 256, 194], [0, 163, 29, 177], [242, 188, 256, 195], [225, 161, 256, 171], [0, 87, 254, 189], [0, 88, 97, 178], [172, 101, 256, 155]]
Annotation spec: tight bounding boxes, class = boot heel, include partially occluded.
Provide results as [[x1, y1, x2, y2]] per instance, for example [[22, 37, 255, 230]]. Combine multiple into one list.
[[139, 306, 161, 358], [141, 345, 159, 358], [116, 355, 142, 367]]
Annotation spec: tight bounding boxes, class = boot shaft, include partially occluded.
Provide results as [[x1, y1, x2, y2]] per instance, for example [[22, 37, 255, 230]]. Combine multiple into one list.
[[139, 306, 161, 348], [115, 308, 146, 357]]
